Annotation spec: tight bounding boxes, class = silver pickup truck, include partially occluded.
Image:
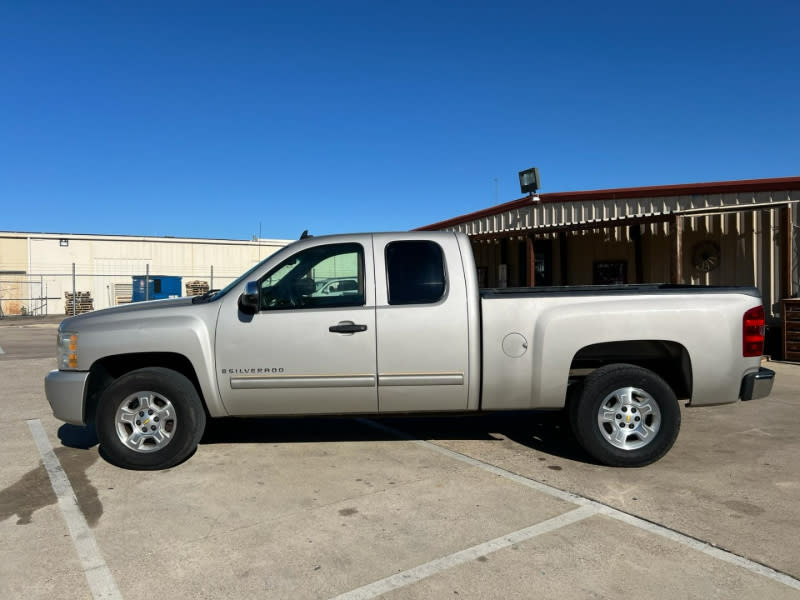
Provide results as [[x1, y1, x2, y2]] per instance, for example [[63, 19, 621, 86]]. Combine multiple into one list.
[[45, 231, 775, 470]]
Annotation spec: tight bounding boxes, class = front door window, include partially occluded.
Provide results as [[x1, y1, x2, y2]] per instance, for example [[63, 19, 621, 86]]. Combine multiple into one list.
[[259, 243, 364, 310]]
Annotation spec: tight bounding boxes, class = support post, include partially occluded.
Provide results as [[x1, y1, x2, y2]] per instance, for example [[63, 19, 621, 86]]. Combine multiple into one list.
[[145, 264, 150, 301], [71, 263, 76, 316], [499, 238, 509, 287], [559, 232, 568, 285], [210, 265, 214, 290], [631, 225, 644, 284], [781, 205, 793, 299], [670, 214, 684, 284], [526, 236, 535, 287]]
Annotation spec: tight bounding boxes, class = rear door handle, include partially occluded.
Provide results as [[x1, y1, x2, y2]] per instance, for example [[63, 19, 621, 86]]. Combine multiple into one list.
[[329, 322, 368, 334]]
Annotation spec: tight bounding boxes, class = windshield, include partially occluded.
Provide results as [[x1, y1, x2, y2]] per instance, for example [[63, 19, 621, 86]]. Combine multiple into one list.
[[208, 242, 298, 301]]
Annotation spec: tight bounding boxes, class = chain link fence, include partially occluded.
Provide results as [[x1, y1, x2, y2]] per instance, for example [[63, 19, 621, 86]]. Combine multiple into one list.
[[0, 277, 48, 317], [0, 263, 245, 317]]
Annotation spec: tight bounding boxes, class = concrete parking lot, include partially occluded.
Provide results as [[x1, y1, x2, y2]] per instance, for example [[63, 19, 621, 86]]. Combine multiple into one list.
[[2, 317, 800, 599]]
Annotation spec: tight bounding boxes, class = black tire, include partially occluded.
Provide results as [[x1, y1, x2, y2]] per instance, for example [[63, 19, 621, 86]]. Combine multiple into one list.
[[96, 367, 206, 470], [569, 363, 680, 467]]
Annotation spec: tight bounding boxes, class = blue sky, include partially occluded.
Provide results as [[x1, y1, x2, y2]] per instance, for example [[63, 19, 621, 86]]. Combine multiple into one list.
[[1, 1, 798, 240]]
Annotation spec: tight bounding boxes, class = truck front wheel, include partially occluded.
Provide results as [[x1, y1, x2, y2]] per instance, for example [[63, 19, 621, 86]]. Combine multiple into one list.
[[570, 364, 680, 467], [96, 367, 206, 470]]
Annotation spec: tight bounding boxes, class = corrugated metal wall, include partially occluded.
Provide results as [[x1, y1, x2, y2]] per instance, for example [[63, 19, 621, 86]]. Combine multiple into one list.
[[455, 190, 799, 322]]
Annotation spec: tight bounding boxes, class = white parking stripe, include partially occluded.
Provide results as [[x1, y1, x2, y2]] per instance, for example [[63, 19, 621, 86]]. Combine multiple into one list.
[[0, 345, 5, 354], [331, 506, 596, 600], [359, 418, 800, 593], [27, 419, 123, 600], [601, 507, 800, 589]]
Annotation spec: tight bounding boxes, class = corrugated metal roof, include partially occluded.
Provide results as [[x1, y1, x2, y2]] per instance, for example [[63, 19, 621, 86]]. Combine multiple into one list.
[[417, 176, 800, 232]]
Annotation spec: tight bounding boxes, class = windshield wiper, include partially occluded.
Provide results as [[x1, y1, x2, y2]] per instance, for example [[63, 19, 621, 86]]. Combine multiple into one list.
[[191, 289, 220, 304]]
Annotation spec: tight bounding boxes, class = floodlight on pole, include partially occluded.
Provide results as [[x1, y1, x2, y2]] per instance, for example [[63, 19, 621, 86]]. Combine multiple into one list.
[[518, 167, 541, 202]]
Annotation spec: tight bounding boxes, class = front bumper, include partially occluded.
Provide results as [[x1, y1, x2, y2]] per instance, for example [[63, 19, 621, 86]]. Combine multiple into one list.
[[44, 369, 90, 425], [740, 367, 775, 401]]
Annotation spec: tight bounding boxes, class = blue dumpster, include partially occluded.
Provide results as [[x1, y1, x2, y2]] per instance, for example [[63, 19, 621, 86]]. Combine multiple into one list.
[[132, 276, 182, 302]]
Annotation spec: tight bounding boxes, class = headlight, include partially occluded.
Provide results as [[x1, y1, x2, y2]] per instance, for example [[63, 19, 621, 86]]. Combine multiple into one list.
[[58, 332, 79, 369]]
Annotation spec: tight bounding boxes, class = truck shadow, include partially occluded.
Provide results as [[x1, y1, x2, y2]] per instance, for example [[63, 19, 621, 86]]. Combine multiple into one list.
[[201, 411, 595, 464], [494, 412, 596, 464]]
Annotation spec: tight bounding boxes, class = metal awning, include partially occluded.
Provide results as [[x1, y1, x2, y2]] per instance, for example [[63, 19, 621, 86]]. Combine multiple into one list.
[[440, 191, 799, 240]]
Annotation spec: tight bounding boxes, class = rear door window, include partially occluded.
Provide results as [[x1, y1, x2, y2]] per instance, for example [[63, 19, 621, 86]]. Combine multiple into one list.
[[385, 241, 446, 305]]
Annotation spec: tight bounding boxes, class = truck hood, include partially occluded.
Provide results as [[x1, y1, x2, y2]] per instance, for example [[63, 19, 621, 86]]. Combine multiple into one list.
[[59, 297, 196, 331]]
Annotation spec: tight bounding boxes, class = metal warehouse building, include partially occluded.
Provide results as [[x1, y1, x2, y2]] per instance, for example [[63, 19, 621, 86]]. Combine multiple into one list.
[[0, 232, 290, 316], [420, 176, 799, 357]]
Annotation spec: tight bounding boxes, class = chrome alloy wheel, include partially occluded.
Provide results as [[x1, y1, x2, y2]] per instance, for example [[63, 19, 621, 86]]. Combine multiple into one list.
[[596, 386, 661, 451], [114, 391, 177, 453]]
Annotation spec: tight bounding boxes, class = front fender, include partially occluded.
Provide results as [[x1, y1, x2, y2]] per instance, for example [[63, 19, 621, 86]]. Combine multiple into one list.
[[68, 303, 226, 417]]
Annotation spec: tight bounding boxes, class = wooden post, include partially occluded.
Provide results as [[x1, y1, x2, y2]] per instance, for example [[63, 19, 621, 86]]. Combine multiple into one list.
[[559, 233, 568, 285], [500, 238, 509, 287], [526, 236, 535, 287], [631, 225, 644, 284], [670, 214, 684, 284], [781, 204, 793, 299]]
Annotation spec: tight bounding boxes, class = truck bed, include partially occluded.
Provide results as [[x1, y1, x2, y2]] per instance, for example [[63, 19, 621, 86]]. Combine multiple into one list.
[[478, 283, 764, 412], [481, 284, 761, 299]]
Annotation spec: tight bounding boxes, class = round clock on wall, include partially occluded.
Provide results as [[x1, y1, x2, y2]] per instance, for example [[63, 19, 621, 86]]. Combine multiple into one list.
[[692, 240, 721, 273]]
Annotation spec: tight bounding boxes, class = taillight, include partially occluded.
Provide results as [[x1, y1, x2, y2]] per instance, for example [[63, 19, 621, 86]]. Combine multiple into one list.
[[743, 305, 765, 357]]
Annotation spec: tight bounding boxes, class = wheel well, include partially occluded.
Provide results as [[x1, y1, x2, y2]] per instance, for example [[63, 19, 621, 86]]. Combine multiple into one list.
[[85, 353, 206, 424], [570, 340, 692, 399]]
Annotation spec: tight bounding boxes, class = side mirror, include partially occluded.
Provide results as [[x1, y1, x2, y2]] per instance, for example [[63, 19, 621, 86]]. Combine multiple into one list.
[[238, 281, 259, 314]]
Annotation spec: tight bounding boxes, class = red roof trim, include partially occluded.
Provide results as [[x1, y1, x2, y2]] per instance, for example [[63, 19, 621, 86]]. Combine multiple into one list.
[[416, 176, 800, 231]]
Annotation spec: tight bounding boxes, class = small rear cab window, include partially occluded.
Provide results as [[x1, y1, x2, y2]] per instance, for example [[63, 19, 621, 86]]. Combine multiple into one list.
[[385, 240, 446, 305]]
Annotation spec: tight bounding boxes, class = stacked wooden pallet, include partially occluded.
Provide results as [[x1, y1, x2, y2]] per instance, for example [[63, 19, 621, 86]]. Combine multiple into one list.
[[185, 280, 210, 296], [784, 299, 800, 362], [112, 283, 133, 305], [65, 291, 94, 315]]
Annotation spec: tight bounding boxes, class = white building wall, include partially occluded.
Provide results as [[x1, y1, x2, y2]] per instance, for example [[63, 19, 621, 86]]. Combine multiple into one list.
[[0, 232, 291, 314]]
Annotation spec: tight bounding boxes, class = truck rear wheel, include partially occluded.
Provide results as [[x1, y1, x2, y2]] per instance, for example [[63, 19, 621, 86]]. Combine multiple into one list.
[[96, 367, 206, 470], [570, 364, 680, 467]]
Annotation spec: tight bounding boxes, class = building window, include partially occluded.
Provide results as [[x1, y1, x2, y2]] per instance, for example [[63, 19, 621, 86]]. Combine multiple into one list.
[[593, 260, 628, 285]]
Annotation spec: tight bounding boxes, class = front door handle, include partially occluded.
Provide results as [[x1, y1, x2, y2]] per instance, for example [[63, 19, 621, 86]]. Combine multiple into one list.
[[329, 322, 368, 334]]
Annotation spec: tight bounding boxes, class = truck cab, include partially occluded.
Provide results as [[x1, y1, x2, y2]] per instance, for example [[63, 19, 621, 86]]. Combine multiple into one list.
[[215, 232, 481, 416]]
